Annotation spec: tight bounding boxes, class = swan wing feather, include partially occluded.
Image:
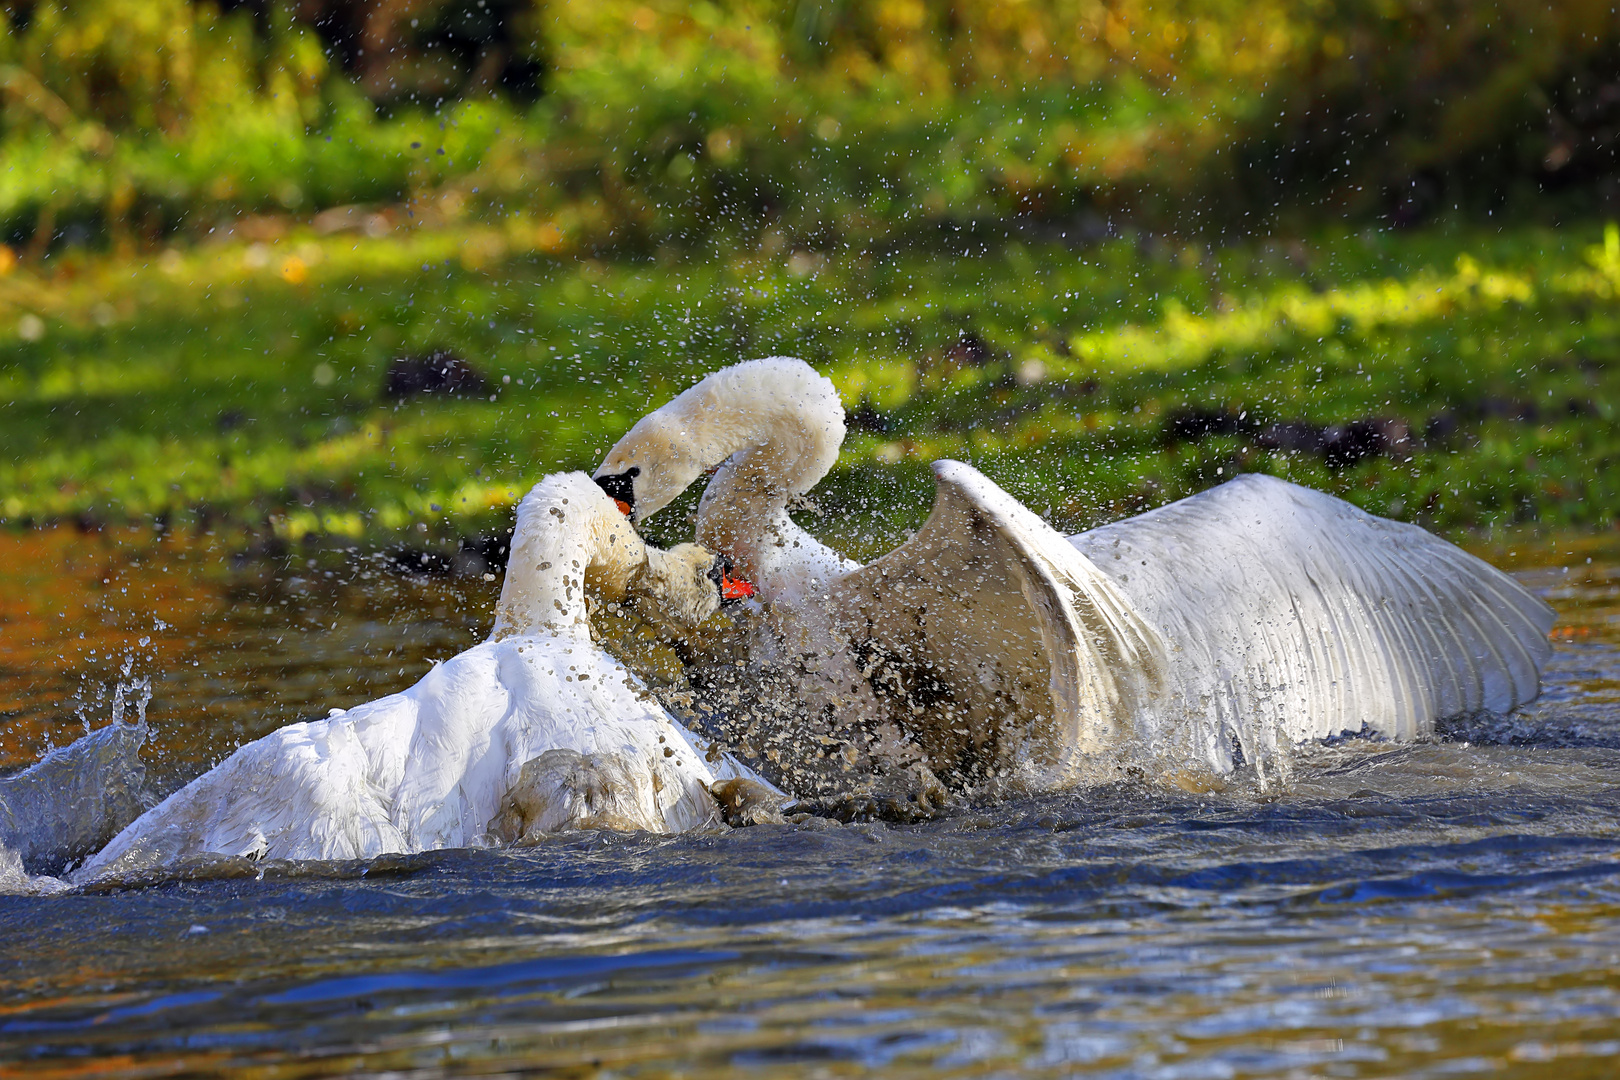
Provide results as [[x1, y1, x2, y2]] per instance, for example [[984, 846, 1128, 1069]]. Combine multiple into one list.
[[828, 460, 1166, 785], [1073, 474, 1553, 747], [75, 695, 418, 881]]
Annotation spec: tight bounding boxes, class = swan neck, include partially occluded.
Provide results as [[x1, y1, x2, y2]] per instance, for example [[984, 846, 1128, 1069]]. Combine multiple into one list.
[[687, 364, 846, 581], [696, 460, 798, 581], [491, 474, 645, 640], [696, 451, 857, 596]]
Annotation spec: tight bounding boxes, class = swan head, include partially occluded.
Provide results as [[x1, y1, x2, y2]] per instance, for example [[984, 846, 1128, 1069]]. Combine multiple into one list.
[[593, 357, 846, 523], [594, 413, 702, 523], [492, 473, 757, 641], [629, 542, 756, 634]]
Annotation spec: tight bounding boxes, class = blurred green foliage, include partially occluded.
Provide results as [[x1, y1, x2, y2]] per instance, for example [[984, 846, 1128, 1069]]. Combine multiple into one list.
[[3, 2, 1618, 545], [2, 219, 1618, 547], [2, 0, 1619, 254]]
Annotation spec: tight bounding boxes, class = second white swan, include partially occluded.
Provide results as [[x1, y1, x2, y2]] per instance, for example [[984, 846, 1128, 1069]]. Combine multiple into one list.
[[593, 357, 1554, 791], [75, 472, 773, 882]]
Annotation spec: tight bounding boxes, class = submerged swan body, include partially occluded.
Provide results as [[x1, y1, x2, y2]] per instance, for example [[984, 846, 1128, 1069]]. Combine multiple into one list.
[[76, 474, 768, 882], [595, 357, 1554, 788]]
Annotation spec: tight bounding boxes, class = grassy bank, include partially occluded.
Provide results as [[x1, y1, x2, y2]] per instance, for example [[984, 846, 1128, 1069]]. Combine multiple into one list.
[[3, 219, 1619, 552]]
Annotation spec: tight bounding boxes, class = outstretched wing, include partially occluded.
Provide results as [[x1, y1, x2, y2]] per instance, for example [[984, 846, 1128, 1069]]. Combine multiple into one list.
[[828, 460, 1166, 789], [1073, 474, 1554, 755]]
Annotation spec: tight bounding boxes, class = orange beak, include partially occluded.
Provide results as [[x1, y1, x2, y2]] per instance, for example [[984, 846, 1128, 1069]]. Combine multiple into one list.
[[614, 499, 632, 517], [721, 571, 756, 601]]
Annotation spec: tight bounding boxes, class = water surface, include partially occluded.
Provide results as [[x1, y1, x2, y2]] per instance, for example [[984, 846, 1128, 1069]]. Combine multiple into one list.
[[1, 526, 1618, 1077]]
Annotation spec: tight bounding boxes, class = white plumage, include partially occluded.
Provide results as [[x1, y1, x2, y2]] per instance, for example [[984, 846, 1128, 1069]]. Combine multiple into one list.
[[75, 473, 769, 882], [1073, 473, 1553, 775], [594, 357, 1554, 789]]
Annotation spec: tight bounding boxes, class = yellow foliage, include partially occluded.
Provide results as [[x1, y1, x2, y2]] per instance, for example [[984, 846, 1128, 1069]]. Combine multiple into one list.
[[4, 0, 1617, 247], [534, 222, 566, 252]]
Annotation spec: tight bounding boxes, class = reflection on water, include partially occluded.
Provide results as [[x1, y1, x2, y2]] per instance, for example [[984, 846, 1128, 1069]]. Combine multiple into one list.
[[1, 525, 1619, 1077], [0, 526, 495, 786]]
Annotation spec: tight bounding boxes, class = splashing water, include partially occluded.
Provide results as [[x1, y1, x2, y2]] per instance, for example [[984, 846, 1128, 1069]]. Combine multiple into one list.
[[1, 641, 156, 876], [107, 669, 153, 733]]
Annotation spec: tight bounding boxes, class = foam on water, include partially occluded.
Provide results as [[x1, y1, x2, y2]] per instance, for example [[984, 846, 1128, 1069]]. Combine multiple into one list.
[[0, 843, 69, 896]]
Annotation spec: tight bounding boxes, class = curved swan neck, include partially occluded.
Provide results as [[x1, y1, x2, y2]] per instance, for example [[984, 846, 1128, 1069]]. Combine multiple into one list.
[[674, 361, 853, 589], [696, 443, 858, 599], [695, 456, 798, 578], [491, 473, 646, 640]]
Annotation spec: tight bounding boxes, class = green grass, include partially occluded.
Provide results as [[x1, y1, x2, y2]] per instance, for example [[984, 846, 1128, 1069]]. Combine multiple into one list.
[[3, 219, 1619, 552]]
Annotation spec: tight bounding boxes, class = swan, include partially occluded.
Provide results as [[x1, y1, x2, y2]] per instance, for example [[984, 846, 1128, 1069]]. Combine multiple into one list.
[[593, 357, 1555, 791], [74, 473, 775, 882]]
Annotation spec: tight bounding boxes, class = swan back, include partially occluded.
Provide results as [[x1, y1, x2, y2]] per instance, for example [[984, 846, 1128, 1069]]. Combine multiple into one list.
[[75, 633, 733, 880], [595, 357, 845, 521]]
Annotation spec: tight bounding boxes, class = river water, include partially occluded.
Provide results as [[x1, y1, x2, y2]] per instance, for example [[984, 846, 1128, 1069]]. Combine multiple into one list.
[[1, 525, 1617, 1077]]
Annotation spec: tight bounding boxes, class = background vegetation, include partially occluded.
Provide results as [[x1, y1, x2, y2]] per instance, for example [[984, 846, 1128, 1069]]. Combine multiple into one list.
[[2, 0, 1618, 548], [5, 0, 1620, 250]]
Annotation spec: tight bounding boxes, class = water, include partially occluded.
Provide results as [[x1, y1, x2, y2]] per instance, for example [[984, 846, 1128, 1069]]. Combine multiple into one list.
[[2, 526, 1619, 1077]]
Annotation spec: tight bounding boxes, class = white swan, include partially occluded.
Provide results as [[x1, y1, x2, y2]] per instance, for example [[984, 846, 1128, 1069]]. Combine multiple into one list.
[[593, 357, 1555, 790], [75, 473, 774, 882]]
